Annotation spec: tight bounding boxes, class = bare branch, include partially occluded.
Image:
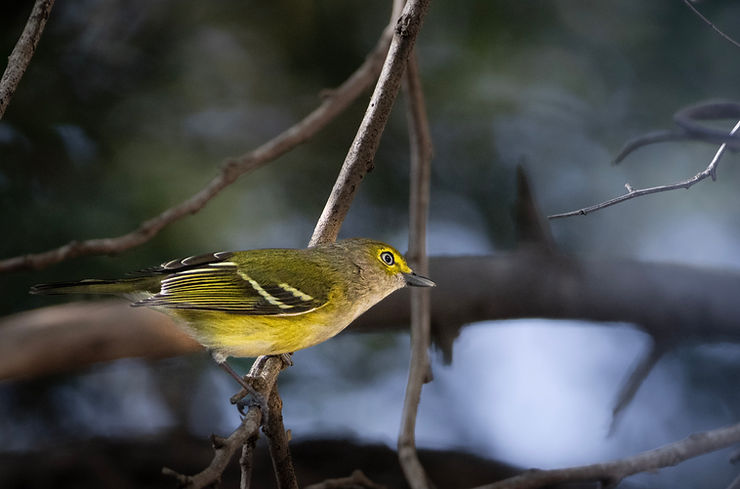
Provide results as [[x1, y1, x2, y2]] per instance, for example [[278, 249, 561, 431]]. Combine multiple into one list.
[[609, 342, 666, 435], [398, 51, 434, 489], [473, 422, 740, 489], [262, 386, 299, 489], [310, 0, 431, 246], [0, 7, 396, 274], [548, 118, 740, 219], [683, 0, 740, 50], [163, 408, 262, 489], [0, 0, 55, 119], [239, 429, 259, 489], [162, 355, 284, 489], [244, 0, 425, 486]]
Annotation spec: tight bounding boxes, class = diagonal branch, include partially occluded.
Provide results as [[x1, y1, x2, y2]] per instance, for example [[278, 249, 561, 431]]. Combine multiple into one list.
[[245, 0, 429, 486], [683, 0, 740, 50], [310, 0, 431, 246], [0, 9, 396, 274], [473, 422, 740, 489], [548, 118, 740, 219], [608, 341, 667, 435], [0, 0, 55, 119], [398, 51, 434, 489]]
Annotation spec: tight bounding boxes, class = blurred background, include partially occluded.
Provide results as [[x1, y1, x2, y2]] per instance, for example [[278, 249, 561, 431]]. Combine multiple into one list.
[[2, 0, 740, 487]]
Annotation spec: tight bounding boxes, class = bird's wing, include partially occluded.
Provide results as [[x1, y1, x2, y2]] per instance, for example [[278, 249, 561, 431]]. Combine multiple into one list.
[[133, 253, 327, 315]]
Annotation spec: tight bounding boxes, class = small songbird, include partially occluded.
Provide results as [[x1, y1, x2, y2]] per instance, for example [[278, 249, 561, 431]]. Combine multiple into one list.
[[31, 238, 435, 368]]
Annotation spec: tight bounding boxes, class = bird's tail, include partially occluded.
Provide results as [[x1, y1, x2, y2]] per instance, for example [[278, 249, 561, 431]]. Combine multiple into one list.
[[30, 277, 159, 297]]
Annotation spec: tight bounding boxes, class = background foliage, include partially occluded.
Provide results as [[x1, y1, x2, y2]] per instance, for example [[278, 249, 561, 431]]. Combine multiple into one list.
[[2, 1, 740, 488]]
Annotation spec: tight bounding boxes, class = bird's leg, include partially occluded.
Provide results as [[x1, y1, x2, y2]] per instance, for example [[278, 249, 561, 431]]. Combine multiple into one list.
[[278, 352, 294, 367], [216, 359, 268, 420]]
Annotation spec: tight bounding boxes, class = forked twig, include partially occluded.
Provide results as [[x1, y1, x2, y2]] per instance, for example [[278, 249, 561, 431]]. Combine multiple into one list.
[[549, 112, 740, 219]]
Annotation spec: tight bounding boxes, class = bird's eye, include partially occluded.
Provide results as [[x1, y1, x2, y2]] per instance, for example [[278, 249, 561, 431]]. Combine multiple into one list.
[[380, 251, 395, 266]]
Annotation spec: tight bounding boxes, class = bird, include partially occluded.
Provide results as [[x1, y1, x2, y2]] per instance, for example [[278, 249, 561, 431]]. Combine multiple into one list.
[[31, 238, 435, 393]]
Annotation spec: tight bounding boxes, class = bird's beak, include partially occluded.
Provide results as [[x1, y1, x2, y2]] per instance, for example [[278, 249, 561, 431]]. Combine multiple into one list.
[[404, 272, 435, 287]]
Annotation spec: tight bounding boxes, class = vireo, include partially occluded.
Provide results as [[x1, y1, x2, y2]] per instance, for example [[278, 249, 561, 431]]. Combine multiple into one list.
[[31, 238, 435, 363]]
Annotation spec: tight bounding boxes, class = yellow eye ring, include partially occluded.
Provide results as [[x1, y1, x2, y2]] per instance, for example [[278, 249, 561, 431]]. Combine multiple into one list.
[[379, 251, 395, 266]]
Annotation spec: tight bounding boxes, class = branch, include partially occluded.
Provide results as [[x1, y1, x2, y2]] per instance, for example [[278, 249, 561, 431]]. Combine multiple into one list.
[[613, 101, 740, 164], [310, 0, 431, 246], [0, 5, 396, 274], [472, 422, 740, 489], [262, 385, 299, 489], [398, 52, 434, 489], [245, 0, 427, 485], [162, 355, 284, 489], [683, 0, 740, 50], [0, 0, 55, 119], [163, 408, 262, 489], [548, 116, 740, 219], [612, 130, 694, 164], [239, 429, 259, 489], [609, 342, 666, 435]]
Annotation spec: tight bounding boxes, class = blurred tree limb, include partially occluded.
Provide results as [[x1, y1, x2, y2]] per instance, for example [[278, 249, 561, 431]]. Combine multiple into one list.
[[0, 0, 55, 119], [7, 252, 740, 381]]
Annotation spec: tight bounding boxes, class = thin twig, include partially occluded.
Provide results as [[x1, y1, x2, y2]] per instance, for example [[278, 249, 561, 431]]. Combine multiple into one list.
[[0, 9, 396, 274], [683, 0, 740, 50], [0, 0, 55, 119], [473, 422, 740, 489], [548, 119, 740, 219], [310, 0, 432, 246], [609, 342, 666, 435], [398, 52, 434, 489]]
